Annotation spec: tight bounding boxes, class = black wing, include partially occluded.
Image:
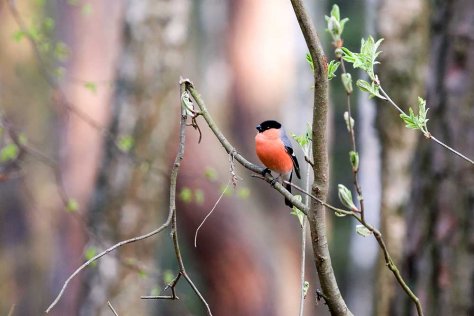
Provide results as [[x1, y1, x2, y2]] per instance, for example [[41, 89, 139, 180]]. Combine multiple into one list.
[[285, 146, 301, 179]]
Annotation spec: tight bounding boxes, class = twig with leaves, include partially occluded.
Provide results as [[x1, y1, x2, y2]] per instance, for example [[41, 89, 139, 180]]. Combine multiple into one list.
[[323, 5, 425, 315]]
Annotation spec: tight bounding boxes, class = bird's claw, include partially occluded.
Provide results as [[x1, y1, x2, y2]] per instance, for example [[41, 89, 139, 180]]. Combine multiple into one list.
[[261, 168, 271, 176]]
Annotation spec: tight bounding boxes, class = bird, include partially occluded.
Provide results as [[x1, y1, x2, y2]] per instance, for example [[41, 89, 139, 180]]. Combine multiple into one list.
[[255, 120, 301, 207]]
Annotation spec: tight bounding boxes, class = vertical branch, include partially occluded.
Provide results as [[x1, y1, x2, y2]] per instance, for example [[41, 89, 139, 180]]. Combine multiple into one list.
[[290, 1, 353, 315]]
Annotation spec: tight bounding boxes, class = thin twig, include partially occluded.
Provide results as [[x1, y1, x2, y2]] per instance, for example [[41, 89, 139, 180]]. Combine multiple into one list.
[[7, 304, 15, 316], [194, 180, 230, 247], [430, 135, 474, 165], [107, 301, 119, 316], [379, 86, 473, 165], [141, 272, 181, 300]]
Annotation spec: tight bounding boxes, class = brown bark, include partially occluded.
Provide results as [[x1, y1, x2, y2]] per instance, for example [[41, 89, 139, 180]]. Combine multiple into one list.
[[399, 1, 474, 315], [375, 0, 430, 315]]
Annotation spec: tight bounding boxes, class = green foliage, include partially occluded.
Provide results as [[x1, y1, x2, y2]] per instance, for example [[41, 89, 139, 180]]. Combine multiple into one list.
[[400, 97, 430, 136], [325, 4, 349, 42], [163, 270, 174, 284], [0, 143, 19, 162], [342, 36, 384, 81], [306, 53, 314, 72], [194, 189, 205, 205], [237, 187, 250, 199], [83, 246, 97, 266], [84, 81, 97, 94], [204, 167, 218, 182], [337, 184, 357, 211], [327, 60, 340, 80], [66, 198, 79, 212], [117, 135, 134, 152], [290, 195, 305, 227], [349, 150, 359, 172], [355, 224, 372, 237], [356, 79, 386, 100], [292, 123, 312, 156], [179, 187, 193, 203]]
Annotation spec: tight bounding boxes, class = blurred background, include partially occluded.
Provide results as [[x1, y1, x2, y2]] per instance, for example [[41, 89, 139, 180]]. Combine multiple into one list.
[[0, 0, 473, 315]]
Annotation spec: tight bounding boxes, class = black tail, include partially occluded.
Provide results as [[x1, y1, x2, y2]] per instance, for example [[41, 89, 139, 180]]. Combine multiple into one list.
[[284, 172, 293, 208]]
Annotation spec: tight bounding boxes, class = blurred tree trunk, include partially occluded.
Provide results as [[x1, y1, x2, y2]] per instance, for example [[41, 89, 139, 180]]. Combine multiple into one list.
[[82, 0, 191, 314], [50, 1, 124, 315], [398, 1, 474, 315], [374, 0, 429, 315]]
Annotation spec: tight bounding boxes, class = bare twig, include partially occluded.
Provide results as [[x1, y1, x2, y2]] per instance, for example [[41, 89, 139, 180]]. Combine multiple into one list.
[[7, 304, 15, 316], [141, 272, 181, 300], [107, 301, 119, 316], [194, 180, 230, 247], [45, 82, 211, 315]]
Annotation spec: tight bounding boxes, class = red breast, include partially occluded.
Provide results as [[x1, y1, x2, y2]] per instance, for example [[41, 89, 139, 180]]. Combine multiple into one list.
[[255, 128, 293, 174]]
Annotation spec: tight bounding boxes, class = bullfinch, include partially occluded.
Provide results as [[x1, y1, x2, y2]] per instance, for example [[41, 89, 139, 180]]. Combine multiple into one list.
[[255, 120, 301, 207]]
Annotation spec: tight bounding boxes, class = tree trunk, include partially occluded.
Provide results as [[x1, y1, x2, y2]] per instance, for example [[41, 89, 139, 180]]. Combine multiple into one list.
[[374, 0, 429, 314], [399, 1, 474, 315]]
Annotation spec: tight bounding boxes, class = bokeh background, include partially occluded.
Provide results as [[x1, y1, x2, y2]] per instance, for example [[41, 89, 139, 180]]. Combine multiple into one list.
[[0, 0, 473, 315]]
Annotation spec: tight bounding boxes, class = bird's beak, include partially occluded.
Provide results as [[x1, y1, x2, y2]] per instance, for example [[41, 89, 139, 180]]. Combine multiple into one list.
[[256, 125, 262, 132]]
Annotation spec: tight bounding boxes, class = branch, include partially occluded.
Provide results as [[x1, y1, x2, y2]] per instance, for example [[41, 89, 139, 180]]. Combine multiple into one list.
[[290, 1, 352, 315], [182, 78, 310, 215], [45, 82, 212, 315]]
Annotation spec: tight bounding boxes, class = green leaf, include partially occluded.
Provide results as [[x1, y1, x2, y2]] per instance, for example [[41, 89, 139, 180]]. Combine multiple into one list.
[[84, 81, 97, 94], [349, 150, 359, 171], [179, 187, 193, 203], [84, 246, 97, 261], [117, 135, 134, 152], [356, 79, 386, 100], [337, 184, 357, 211], [66, 198, 79, 212], [237, 187, 250, 199], [290, 195, 305, 227], [194, 189, 205, 205], [204, 167, 218, 181], [306, 53, 314, 72], [330, 4, 340, 21], [163, 270, 174, 284], [291, 123, 312, 155], [327, 60, 340, 80], [334, 211, 347, 217], [0, 143, 19, 162], [400, 97, 430, 135], [43, 17, 55, 31], [13, 30, 27, 42], [325, 4, 349, 41], [54, 41, 69, 61], [356, 224, 372, 237], [342, 36, 384, 81]]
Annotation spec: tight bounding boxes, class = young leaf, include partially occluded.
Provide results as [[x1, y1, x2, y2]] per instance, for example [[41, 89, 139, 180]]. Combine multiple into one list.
[[290, 195, 305, 227], [66, 198, 79, 212], [303, 281, 310, 298], [349, 150, 359, 171], [0, 143, 19, 162], [306, 53, 314, 72], [341, 73, 353, 94], [337, 184, 357, 211], [356, 224, 372, 237], [117, 135, 134, 152], [327, 60, 340, 80], [342, 36, 384, 81]]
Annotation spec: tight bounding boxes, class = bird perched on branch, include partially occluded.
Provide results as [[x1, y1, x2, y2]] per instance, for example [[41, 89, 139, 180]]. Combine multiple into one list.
[[255, 120, 301, 207]]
